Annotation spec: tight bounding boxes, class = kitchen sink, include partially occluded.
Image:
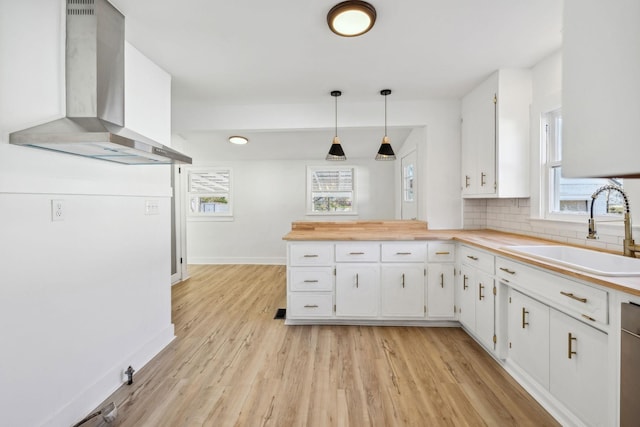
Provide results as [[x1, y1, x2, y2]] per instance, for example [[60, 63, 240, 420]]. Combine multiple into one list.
[[502, 245, 640, 276]]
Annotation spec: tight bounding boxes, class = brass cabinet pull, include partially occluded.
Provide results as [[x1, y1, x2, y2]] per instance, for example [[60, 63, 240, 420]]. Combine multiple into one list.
[[304, 304, 319, 308], [522, 307, 529, 329], [467, 255, 479, 261], [303, 254, 318, 258], [435, 251, 450, 255], [499, 267, 516, 275], [402, 273, 405, 288], [479, 283, 485, 300], [560, 291, 587, 303], [350, 251, 365, 255], [396, 252, 412, 255], [440, 273, 444, 288], [568, 332, 577, 359], [303, 279, 319, 283], [481, 172, 487, 186], [465, 175, 470, 188], [355, 273, 359, 288], [582, 314, 596, 322], [463, 275, 468, 290]]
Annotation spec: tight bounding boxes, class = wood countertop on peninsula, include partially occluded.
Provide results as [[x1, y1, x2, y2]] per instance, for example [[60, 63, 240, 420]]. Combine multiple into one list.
[[282, 220, 640, 297]]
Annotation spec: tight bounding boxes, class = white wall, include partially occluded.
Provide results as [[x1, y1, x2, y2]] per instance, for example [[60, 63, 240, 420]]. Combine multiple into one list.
[[185, 159, 395, 264], [0, 1, 175, 426]]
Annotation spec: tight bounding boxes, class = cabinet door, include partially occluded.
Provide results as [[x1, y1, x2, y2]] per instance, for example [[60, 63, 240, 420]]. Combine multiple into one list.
[[427, 263, 455, 319], [508, 289, 550, 389], [335, 264, 380, 317], [459, 265, 476, 330], [475, 270, 495, 350], [461, 72, 497, 196], [381, 264, 425, 318], [563, 0, 640, 178], [549, 309, 608, 427]]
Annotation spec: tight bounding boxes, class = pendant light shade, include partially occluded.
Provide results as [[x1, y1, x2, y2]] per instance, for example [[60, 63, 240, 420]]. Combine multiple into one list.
[[326, 90, 347, 161], [376, 89, 396, 161]]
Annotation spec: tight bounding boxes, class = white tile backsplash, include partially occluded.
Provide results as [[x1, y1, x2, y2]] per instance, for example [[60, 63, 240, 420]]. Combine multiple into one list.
[[463, 198, 628, 253]]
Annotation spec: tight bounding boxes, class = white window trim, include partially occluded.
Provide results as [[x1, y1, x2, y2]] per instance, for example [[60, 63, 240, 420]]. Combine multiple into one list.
[[540, 106, 622, 225], [186, 167, 234, 222], [306, 165, 358, 216]]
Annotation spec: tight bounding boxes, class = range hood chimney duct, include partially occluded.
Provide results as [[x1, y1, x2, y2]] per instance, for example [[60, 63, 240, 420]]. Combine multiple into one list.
[[9, 0, 192, 165]]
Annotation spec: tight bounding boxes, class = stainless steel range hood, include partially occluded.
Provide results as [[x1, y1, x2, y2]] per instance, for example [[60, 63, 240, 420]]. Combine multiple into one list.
[[9, 0, 191, 165]]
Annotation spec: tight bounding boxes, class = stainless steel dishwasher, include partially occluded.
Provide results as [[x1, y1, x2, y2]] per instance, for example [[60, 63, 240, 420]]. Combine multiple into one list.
[[621, 302, 640, 426]]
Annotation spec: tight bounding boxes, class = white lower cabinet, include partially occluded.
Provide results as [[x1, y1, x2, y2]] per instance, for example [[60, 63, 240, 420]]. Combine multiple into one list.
[[549, 308, 608, 427], [508, 288, 550, 388], [498, 255, 610, 427], [458, 264, 476, 330], [458, 245, 497, 352], [335, 263, 380, 317], [287, 243, 334, 321], [427, 263, 455, 319], [427, 242, 456, 319], [475, 269, 496, 351], [381, 264, 425, 317]]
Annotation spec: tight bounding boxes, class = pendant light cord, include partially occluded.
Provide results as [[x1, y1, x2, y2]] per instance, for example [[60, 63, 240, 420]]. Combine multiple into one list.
[[335, 94, 338, 137], [384, 92, 387, 137]]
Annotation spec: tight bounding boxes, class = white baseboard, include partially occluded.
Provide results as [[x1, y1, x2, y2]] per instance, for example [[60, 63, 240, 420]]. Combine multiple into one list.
[[188, 256, 286, 265], [42, 325, 175, 427]]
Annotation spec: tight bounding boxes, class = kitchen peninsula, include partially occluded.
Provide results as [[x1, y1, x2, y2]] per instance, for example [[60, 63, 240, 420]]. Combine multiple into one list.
[[283, 219, 640, 427]]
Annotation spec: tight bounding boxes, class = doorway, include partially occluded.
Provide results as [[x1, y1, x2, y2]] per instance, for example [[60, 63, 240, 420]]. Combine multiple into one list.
[[171, 165, 187, 284]]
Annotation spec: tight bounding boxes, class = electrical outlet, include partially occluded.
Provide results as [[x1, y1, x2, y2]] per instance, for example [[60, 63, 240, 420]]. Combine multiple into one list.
[[51, 199, 64, 221], [145, 200, 159, 215]]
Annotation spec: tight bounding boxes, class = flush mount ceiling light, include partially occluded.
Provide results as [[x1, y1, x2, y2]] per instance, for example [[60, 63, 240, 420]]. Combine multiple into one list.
[[326, 90, 347, 161], [375, 89, 396, 161], [228, 136, 248, 145], [327, 1, 377, 37]]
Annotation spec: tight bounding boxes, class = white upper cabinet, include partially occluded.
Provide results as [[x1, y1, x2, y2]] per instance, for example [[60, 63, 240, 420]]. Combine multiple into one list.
[[562, 0, 640, 178], [461, 69, 531, 198]]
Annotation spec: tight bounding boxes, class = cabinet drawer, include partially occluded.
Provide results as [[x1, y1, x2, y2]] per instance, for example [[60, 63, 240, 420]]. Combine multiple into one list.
[[496, 256, 538, 285], [427, 243, 455, 262], [288, 294, 333, 318], [289, 243, 333, 266], [289, 267, 333, 292], [381, 243, 426, 262], [552, 275, 608, 325], [460, 245, 495, 273], [335, 243, 380, 262], [497, 256, 608, 325]]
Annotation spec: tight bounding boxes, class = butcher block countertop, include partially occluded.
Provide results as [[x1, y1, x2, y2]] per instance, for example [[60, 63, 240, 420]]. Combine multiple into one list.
[[283, 220, 640, 297]]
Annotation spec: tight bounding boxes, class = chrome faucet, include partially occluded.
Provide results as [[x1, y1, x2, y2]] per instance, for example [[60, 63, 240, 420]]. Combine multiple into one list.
[[587, 184, 640, 257]]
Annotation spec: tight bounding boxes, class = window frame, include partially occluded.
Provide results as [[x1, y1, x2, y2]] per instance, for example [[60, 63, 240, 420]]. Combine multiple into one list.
[[306, 166, 358, 216], [542, 109, 623, 222], [187, 167, 234, 220]]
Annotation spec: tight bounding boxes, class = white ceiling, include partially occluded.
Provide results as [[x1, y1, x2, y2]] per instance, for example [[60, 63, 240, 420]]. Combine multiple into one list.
[[109, 0, 563, 159]]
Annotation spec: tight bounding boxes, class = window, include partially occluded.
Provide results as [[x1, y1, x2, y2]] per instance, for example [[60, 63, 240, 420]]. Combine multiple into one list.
[[403, 163, 415, 202], [307, 166, 356, 214], [544, 109, 623, 218], [188, 169, 232, 217]]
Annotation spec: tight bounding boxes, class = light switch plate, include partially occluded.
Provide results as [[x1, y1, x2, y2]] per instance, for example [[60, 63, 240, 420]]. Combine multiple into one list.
[[145, 200, 159, 215]]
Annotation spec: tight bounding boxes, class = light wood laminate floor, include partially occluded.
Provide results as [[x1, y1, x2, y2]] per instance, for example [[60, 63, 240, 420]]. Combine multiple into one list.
[[91, 264, 558, 427]]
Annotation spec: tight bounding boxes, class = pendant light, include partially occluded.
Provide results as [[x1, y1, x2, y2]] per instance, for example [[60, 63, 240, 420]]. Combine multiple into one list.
[[326, 90, 347, 161], [376, 89, 396, 160]]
